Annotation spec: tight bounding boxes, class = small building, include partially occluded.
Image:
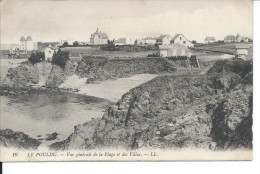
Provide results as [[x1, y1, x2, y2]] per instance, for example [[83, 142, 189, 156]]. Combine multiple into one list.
[[45, 45, 59, 62], [171, 34, 194, 47], [204, 36, 216, 44], [159, 44, 191, 57], [224, 35, 236, 43], [234, 44, 252, 60], [156, 34, 172, 45], [90, 28, 108, 45]]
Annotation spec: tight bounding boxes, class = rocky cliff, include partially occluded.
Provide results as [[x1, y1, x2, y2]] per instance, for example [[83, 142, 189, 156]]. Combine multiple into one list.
[[0, 129, 41, 149], [50, 59, 253, 151], [46, 60, 78, 87]]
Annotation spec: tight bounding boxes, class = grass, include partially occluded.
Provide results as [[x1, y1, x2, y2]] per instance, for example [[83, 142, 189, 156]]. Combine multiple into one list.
[[193, 42, 253, 60], [61, 46, 158, 59]]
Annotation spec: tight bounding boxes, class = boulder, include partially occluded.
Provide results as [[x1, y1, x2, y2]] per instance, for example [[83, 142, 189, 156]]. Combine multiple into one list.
[[1, 64, 39, 88]]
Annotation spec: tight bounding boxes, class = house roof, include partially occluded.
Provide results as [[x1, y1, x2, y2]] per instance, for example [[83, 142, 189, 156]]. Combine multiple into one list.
[[27, 36, 33, 41], [19, 36, 26, 41], [98, 33, 108, 39], [171, 34, 193, 44], [157, 34, 171, 40], [172, 34, 181, 41], [91, 28, 108, 39], [205, 36, 216, 41], [46, 45, 58, 50]]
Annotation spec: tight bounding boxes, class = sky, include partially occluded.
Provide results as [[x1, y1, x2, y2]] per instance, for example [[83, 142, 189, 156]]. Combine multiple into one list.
[[0, 0, 253, 44]]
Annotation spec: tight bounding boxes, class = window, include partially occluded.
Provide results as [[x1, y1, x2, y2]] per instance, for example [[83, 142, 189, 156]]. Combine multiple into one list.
[[183, 41, 186, 44], [49, 51, 51, 54], [180, 37, 182, 40]]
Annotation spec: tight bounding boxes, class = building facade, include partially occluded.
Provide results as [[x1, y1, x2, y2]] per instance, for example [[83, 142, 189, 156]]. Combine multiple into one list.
[[90, 28, 108, 45], [159, 44, 191, 57], [156, 34, 172, 45], [171, 34, 194, 47], [45, 45, 59, 62], [19, 36, 38, 51]]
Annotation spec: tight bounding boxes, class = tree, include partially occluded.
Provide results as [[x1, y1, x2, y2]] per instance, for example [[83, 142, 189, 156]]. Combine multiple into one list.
[[192, 40, 197, 44], [134, 39, 138, 45], [62, 42, 69, 47], [28, 52, 45, 65], [51, 50, 69, 69], [107, 39, 115, 46], [73, 41, 79, 47]]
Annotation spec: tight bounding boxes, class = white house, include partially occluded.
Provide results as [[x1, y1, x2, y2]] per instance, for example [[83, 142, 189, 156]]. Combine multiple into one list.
[[19, 36, 38, 51], [45, 45, 59, 62], [171, 34, 194, 47], [204, 36, 216, 44], [90, 28, 108, 45], [156, 34, 172, 45], [159, 44, 191, 57]]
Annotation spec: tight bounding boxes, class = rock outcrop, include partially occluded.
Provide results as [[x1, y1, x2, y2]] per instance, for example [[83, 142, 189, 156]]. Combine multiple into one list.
[[50, 59, 253, 151], [77, 57, 176, 83], [0, 129, 41, 149], [0, 64, 39, 88], [46, 57, 176, 87], [46, 65, 66, 88]]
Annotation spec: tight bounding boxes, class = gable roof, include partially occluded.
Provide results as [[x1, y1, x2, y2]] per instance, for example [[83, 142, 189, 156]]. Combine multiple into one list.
[[98, 33, 108, 39], [46, 45, 59, 50], [27, 36, 33, 41], [91, 28, 109, 40], [172, 34, 181, 41], [171, 34, 192, 43], [19, 36, 26, 41], [157, 34, 171, 40]]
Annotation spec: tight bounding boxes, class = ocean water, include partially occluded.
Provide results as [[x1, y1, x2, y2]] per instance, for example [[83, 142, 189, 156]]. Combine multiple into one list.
[[0, 92, 112, 147]]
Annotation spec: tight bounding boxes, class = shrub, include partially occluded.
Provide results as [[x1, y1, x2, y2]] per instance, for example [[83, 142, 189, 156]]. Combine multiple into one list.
[[51, 50, 69, 69], [62, 42, 69, 47], [28, 52, 45, 65], [73, 41, 79, 47]]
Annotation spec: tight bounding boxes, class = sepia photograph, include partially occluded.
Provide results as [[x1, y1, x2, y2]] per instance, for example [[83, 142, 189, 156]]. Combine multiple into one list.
[[0, 0, 254, 161]]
